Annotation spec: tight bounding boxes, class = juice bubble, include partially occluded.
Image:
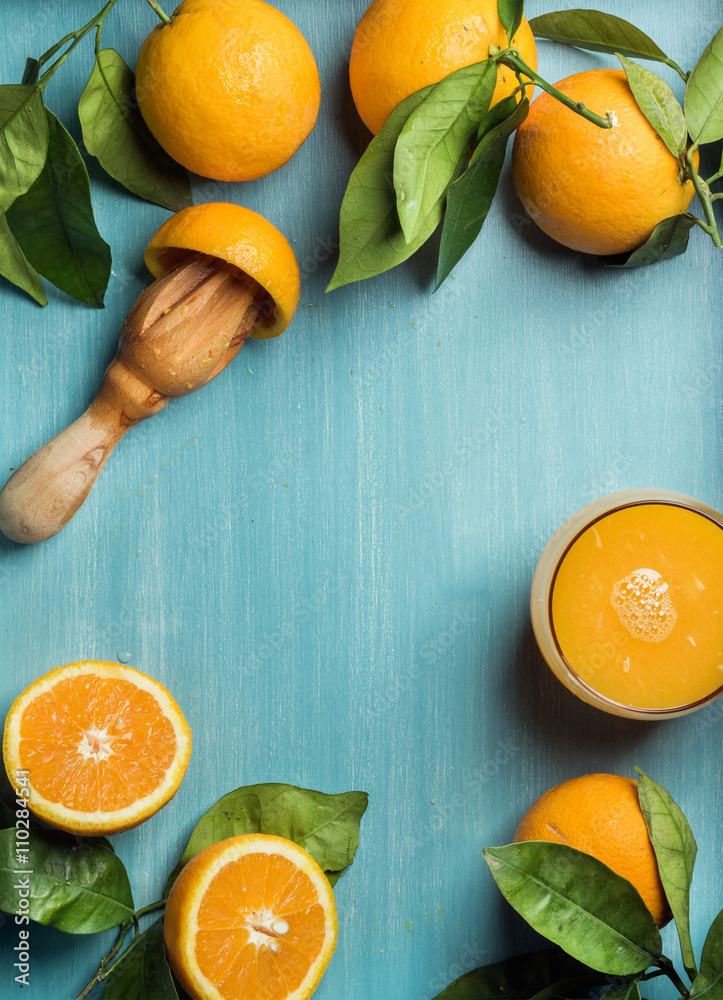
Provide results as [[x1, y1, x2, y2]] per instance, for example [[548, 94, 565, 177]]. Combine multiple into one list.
[[611, 568, 677, 643]]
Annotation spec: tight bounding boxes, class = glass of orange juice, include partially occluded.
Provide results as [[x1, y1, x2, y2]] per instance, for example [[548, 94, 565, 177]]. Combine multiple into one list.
[[531, 489, 723, 719]]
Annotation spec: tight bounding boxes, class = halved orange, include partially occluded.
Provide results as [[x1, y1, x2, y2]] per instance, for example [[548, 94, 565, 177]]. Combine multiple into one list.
[[145, 203, 301, 339], [164, 834, 338, 1000], [2, 661, 191, 836]]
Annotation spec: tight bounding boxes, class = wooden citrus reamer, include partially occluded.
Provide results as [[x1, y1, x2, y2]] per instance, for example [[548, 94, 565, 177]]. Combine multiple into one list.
[[0, 252, 269, 544]]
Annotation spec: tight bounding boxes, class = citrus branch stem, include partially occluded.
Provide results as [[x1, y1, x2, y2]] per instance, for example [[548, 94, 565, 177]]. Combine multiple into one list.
[[145, 0, 172, 23], [36, 30, 84, 69], [73, 899, 167, 1000], [686, 149, 723, 247], [639, 969, 668, 981], [661, 960, 690, 997], [36, 0, 118, 90], [489, 46, 613, 129], [74, 919, 132, 1000]]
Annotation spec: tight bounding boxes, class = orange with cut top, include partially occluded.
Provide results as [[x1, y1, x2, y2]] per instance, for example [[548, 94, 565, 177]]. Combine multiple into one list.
[[145, 202, 301, 339], [0, 202, 301, 544]]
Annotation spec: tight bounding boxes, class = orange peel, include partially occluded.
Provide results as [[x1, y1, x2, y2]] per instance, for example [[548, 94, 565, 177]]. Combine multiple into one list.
[[514, 773, 671, 927], [145, 203, 300, 339]]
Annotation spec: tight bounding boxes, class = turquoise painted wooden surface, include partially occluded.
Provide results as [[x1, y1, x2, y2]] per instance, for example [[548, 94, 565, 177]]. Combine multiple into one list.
[[1, 1, 723, 997]]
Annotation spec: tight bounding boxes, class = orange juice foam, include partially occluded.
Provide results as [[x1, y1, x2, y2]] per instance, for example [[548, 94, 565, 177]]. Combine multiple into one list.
[[551, 502, 723, 710]]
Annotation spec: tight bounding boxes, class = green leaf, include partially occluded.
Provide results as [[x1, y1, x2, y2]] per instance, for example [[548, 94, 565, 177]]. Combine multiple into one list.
[[166, 783, 368, 895], [617, 55, 687, 157], [483, 842, 663, 975], [529, 10, 673, 66], [635, 767, 697, 979], [498, 0, 525, 41], [476, 94, 521, 139], [601, 214, 696, 268], [436, 97, 528, 288], [103, 917, 178, 1000], [247, 785, 368, 875], [165, 789, 261, 893], [691, 907, 723, 1000], [685, 27, 723, 145], [603, 982, 642, 1000], [327, 86, 444, 291], [21, 59, 40, 87], [0, 84, 48, 215], [395, 61, 496, 243], [0, 215, 46, 305], [431, 947, 608, 999], [6, 109, 111, 307], [528, 975, 612, 1000], [78, 49, 192, 212], [0, 824, 134, 933]]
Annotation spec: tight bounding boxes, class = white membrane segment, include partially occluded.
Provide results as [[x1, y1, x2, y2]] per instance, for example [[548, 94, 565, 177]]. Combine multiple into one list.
[[611, 568, 677, 643]]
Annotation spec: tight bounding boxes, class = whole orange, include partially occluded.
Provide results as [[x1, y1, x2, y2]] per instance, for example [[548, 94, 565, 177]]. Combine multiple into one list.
[[136, 0, 320, 182], [513, 773, 670, 927], [349, 0, 538, 135], [512, 69, 697, 255]]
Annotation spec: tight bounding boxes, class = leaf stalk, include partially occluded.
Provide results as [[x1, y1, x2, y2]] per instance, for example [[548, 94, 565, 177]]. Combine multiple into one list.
[[663, 58, 689, 84], [685, 149, 723, 247], [639, 968, 668, 981], [36, 0, 118, 90], [686, 214, 714, 236]]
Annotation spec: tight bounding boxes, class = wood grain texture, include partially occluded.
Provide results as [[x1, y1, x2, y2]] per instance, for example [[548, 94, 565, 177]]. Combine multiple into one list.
[[1, 1, 722, 997], [0, 256, 258, 542]]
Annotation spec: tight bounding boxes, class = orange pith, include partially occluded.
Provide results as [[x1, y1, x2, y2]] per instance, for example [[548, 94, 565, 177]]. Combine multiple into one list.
[[145, 203, 300, 340], [513, 773, 671, 928], [3, 661, 191, 835], [164, 834, 338, 1000], [349, 0, 538, 135], [512, 69, 698, 255]]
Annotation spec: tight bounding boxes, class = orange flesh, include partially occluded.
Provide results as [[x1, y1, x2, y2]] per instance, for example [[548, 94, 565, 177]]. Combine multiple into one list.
[[19, 676, 176, 811], [196, 852, 326, 1000], [552, 503, 723, 710]]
